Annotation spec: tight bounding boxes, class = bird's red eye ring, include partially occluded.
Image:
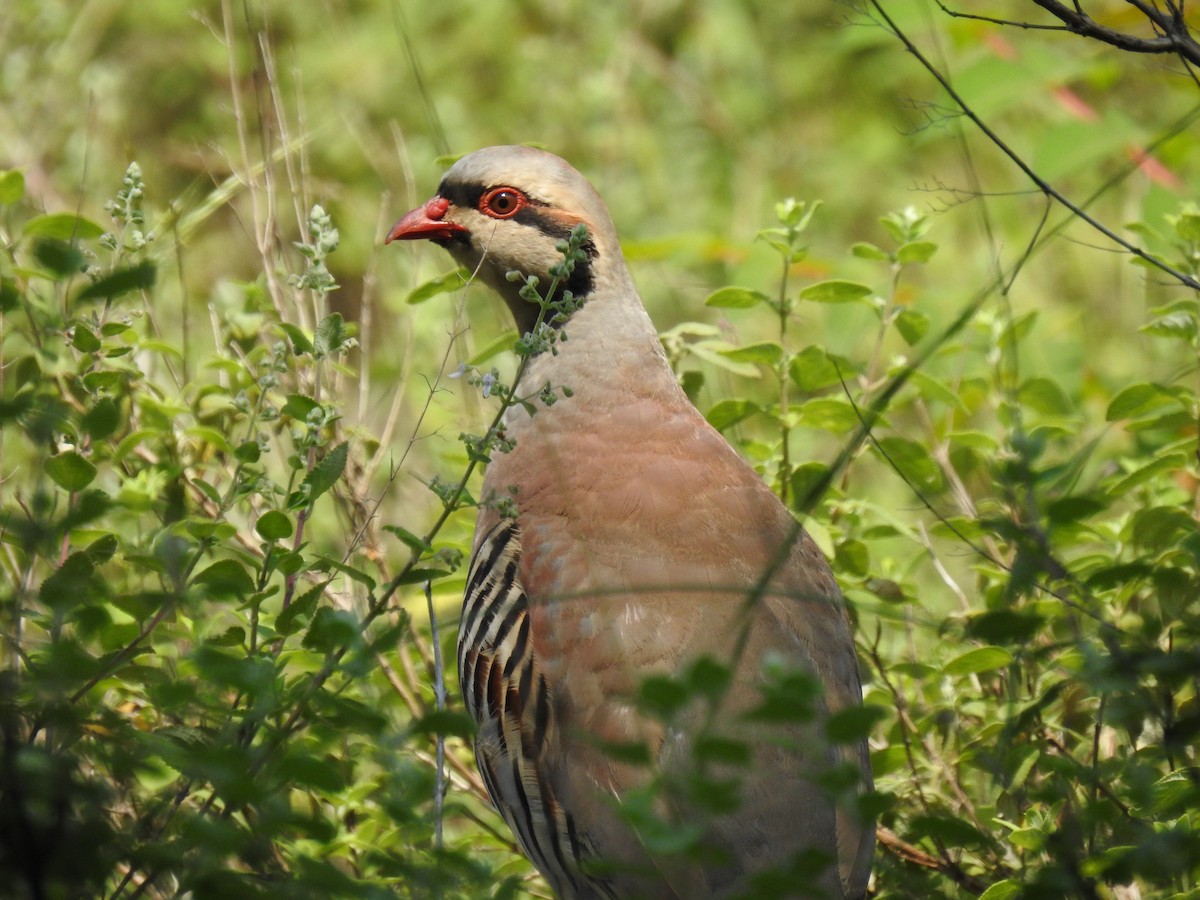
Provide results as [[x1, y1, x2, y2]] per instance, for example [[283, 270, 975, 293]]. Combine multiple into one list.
[[479, 187, 527, 219]]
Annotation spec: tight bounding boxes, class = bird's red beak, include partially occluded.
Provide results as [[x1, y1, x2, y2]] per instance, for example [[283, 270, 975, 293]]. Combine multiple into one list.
[[385, 196, 467, 243]]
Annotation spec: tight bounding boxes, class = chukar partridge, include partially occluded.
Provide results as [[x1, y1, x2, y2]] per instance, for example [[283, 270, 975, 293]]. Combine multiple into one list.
[[387, 146, 874, 899]]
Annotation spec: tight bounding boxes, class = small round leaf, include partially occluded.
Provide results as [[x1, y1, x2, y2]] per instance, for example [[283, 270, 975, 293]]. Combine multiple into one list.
[[256, 510, 294, 541], [46, 451, 98, 492]]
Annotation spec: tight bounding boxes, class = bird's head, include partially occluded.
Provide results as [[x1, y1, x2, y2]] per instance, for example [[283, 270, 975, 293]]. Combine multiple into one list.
[[386, 146, 621, 334]]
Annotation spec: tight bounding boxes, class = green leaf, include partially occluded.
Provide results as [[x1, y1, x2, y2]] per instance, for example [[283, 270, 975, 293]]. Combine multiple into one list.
[[1129, 506, 1194, 550], [185, 426, 232, 454], [851, 241, 888, 260], [312, 555, 377, 590], [0, 279, 18, 313], [1008, 829, 1047, 852], [81, 398, 120, 440], [865, 578, 906, 603], [1145, 770, 1200, 817], [789, 462, 830, 509], [637, 676, 689, 718], [746, 665, 820, 723], [233, 441, 260, 463], [192, 646, 273, 693], [718, 341, 783, 367], [256, 510, 293, 541], [140, 339, 183, 360], [469, 329, 520, 365], [799, 279, 873, 304], [908, 813, 990, 848], [85, 533, 119, 565], [34, 238, 85, 276], [835, 538, 870, 577], [302, 442, 348, 502], [706, 399, 759, 431], [789, 345, 851, 393], [1019, 376, 1073, 415], [943, 646, 1013, 676], [1172, 207, 1200, 242], [910, 369, 967, 412], [875, 436, 945, 493], [282, 393, 319, 420], [405, 267, 469, 304], [84, 371, 125, 394], [704, 286, 770, 309], [61, 489, 111, 531], [71, 324, 102, 352], [207, 626, 246, 647], [193, 559, 255, 597], [302, 607, 359, 652], [871, 745, 908, 777], [774, 197, 821, 231], [1045, 494, 1106, 524], [24, 212, 105, 241], [275, 583, 325, 636], [0, 169, 25, 205], [687, 342, 761, 378], [76, 261, 156, 303], [825, 705, 887, 743], [314, 313, 353, 357], [619, 786, 706, 854], [965, 610, 1044, 644], [1107, 452, 1188, 498], [278, 322, 314, 354], [947, 429, 997, 450], [383, 525, 433, 554], [684, 656, 732, 700], [39, 552, 96, 608], [693, 735, 751, 766], [893, 308, 929, 345], [191, 478, 222, 505], [278, 751, 348, 793], [1141, 300, 1198, 342], [997, 310, 1038, 352], [1106, 382, 1177, 421], [46, 451, 98, 492], [184, 519, 237, 542], [1085, 561, 1153, 591], [978, 880, 1021, 900], [797, 397, 860, 432], [680, 370, 703, 402], [409, 710, 476, 740], [896, 240, 937, 264], [395, 567, 451, 585]]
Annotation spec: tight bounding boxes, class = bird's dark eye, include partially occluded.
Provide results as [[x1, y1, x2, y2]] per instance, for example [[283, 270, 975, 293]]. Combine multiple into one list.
[[480, 187, 526, 219]]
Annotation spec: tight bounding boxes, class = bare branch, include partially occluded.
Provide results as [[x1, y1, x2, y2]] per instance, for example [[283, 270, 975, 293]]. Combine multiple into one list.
[[1034, 0, 1200, 63], [936, 0, 1200, 64]]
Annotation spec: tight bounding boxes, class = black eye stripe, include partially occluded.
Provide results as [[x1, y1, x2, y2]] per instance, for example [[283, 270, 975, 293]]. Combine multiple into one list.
[[437, 178, 483, 210], [439, 180, 548, 214]]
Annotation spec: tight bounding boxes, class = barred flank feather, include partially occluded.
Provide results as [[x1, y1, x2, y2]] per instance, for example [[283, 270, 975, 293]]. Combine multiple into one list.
[[460, 521, 617, 900]]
